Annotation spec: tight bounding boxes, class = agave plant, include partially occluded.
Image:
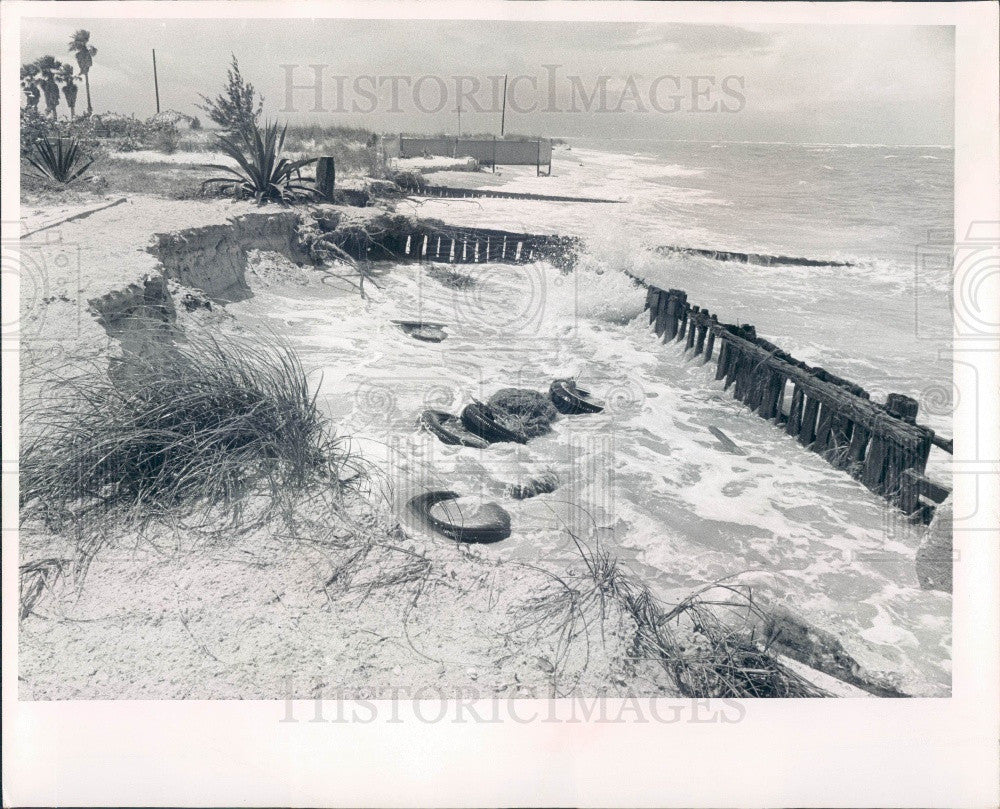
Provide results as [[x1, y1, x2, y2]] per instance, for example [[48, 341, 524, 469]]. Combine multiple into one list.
[[203, 121, 317, 203], [26, 137, 95, 184]]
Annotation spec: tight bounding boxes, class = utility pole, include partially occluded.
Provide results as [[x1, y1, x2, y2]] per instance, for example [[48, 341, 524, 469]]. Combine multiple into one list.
[[152, 49, 161, 114], [457, 98, 462, 137], [500, 73, 508, 137]]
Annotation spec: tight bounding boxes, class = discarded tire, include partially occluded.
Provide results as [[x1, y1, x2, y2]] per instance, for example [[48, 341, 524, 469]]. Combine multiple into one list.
[[549, 379, 604, 415], [460, 401, 527, 444], [407, 490, 511, 544], [419, 410, 489, 449]]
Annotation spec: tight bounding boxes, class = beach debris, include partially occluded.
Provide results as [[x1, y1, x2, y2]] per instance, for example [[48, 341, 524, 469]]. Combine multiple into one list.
[[707, 425, 748, 456], [407, 490, 511, 544], [549, 378, 604, 414], [394, 319, 448, 343], [487, 388, 559, 440], [460, 401, 527, 444], [419, 409, 489, 449], [758, 605, 907, 698], [507, 472, 560, 500]]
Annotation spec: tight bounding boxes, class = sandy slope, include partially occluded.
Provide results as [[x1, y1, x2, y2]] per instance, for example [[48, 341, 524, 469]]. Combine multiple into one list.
[[16, 195, 678, 700]]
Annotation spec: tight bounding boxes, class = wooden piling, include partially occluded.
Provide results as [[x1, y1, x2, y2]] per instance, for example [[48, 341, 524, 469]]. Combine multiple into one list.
[[786, 385, 804, 435], [664, 290, 685, 340], [694, 312, 708, 355], [315, 156, 336, 201], [715, 340, 729, 380], [798, 396, 819, 445], [704, 317, 717, 362], [685, 307, 699, 351], [677, 303, 690, 342], [638, 281, 950, 516]]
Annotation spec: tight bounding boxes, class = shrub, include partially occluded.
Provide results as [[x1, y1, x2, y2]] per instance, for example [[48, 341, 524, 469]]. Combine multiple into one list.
[[203, 120, 318, 203], [389, 169, 427, 191], [197, 54, 263, 136], [487, 388, 558, 440], [21, 334, 347, 532], [25, 136, 96, 184], [20, 107, 104, 159], [150, 122, 180, 154]]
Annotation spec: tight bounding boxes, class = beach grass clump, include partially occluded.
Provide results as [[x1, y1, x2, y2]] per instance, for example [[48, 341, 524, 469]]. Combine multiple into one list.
[[488, 388, 559, 440], [20, 334, 350, 533]]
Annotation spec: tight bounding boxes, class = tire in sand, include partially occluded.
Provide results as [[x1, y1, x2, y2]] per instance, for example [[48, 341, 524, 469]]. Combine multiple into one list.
[[407, 490, 512, 544]]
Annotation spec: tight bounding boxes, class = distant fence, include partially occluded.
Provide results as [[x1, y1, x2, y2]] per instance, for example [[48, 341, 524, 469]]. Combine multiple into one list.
[[638, 282, 952, 522], [399, 136, 553, 173], [410, 185, 621, 204]]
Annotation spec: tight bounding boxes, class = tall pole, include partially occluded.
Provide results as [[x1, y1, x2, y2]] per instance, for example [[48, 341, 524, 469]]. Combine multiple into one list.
[[500, 73, 508, 137], [152, 49, 161, 114], [457, 99, 462, 137]]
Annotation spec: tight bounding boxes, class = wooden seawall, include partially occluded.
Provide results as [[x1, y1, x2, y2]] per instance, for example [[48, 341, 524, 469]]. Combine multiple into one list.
[[640, 282, 951, 522], [336, 223, 580, 270]]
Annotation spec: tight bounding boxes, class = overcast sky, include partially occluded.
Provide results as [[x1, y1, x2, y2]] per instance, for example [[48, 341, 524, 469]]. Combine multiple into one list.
[[21, 18, 954, 145]]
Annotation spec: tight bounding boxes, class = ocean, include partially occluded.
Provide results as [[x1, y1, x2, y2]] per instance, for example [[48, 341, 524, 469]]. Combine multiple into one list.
[[237, 140, 954, 695]]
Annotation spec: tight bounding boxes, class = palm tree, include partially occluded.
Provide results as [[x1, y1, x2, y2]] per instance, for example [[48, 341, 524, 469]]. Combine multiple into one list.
[[35, 56, 62, 118], [20, 63, 41, 110], [68, 29, 97, 115], [58, 64, 79, 120]]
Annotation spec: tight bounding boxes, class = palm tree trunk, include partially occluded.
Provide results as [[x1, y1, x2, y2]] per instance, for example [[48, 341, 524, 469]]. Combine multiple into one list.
[[84, 73, 92, 115]]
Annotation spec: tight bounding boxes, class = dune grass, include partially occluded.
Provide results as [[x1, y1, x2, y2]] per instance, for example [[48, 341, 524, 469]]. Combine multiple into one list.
[[20, 333, 357, 539], [518, 532, 829, 698]]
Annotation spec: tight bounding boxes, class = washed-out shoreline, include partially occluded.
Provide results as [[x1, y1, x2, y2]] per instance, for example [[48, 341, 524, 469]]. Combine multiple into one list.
[[17, 147, 948, 699]]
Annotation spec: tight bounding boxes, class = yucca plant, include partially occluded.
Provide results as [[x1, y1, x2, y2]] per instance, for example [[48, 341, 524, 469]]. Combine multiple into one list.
[[203, 120, 317, 203], [25, 136, 95, 184]]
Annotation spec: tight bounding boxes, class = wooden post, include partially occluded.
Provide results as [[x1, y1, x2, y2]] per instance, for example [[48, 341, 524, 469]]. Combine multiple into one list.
[[798, 396, 820, 445], [715, 339, 729, 380], [548, 139, 553, 176], [664, 290, 685, 340], [315, 156, 336, 201], [152, 49, 161, 114], [686, 307, 699, 351], [704, 318, 717, 362], [536, 139, 541, 177], [861, 434, 889, 494], [813, 402, 835, 453], [500, 74, 508, 137], [492, 136, 497, 173], [694, 312, 707, 355], [786, 385, 804, 435], [654, 293, 670, 337], [759, 372, 785, 420], [725, 346, 743, 392], [886, 393, 919, 424], [677, 303, 690, 342]]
